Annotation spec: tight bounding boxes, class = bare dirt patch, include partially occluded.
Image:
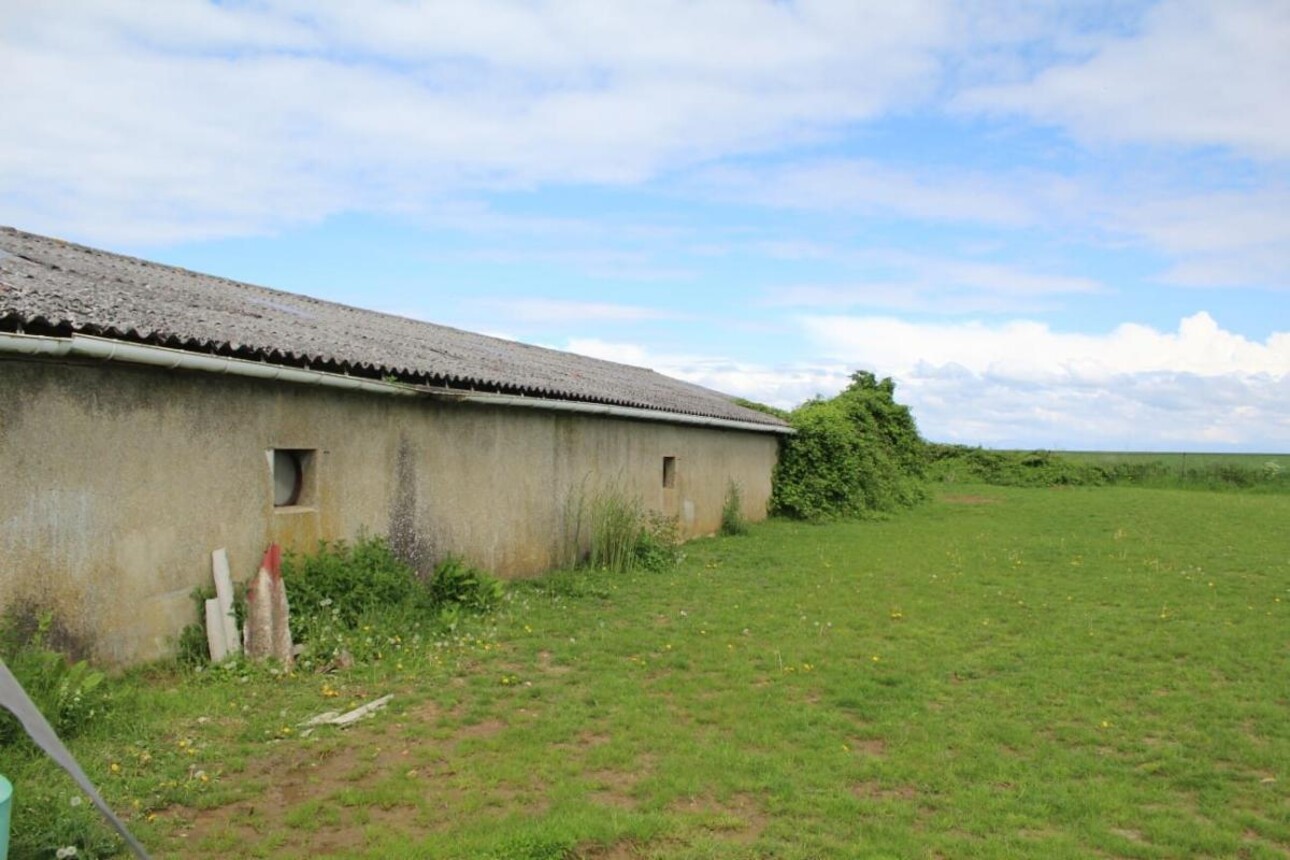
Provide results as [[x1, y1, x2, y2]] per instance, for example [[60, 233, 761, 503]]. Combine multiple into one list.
[[162, 740, 418, 851], [537, 650, 572, 674], [942, 495, 999, 505], [454, 717, 507, 741], [158, 708, 539, 855], [851, 781, 918, 801], [668, 792, 768, 844], [850, 737, 888, 757], [586, 756, 653, 810], [579, 839, 647, 859], [1110, 827, 1147, 844]]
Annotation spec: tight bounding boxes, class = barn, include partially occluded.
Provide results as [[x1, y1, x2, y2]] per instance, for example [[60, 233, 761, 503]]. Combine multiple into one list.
[[0, 227, 789, 664]]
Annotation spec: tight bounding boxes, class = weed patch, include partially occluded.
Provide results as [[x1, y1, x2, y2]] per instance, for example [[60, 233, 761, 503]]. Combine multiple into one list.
[[0, 610, 109, 746]]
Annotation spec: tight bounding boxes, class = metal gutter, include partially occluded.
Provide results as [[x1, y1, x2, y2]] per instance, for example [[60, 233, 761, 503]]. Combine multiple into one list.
[[0, 331, 418, 396], [426, 389, 794, 435], [0, 332, 793, 435]]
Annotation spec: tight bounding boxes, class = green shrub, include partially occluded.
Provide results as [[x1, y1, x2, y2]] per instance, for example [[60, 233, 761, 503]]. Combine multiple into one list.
[[771, 371, 927, 520], [429, 557, 504, 613], [0, 612, 109, 747], [282, 535, 428, 630], [720, 479, 749, 536], [282, 536, 502, 657]]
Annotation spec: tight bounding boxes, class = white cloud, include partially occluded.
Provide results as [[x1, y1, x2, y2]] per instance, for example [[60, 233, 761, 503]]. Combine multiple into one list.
[[565, 338, 849, 408], [4, 0, 1285, 303], [903, 368, 1290, 451], [798, 311, 1290, 449], [959, 0, 1290, 160], [801, 311, 1290, 380], [1106, 188, 1290, 289], [562, 314, 1290, 450], [0, 0, 958, 243], [564, 338, 664, 368]]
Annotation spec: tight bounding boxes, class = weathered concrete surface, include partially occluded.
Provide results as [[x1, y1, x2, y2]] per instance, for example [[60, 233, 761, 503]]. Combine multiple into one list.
[[0, 358, 779, 664]]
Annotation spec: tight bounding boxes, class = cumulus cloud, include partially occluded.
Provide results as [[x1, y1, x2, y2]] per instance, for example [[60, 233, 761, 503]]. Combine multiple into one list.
[[800, 311, 1290, 381], [565, 313, 1290, 451], [799, 311, 1290, 449], [903, 368, 1290, 451]]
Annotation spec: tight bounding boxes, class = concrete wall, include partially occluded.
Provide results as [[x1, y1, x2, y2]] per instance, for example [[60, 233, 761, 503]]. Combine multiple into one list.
[[0, 357, 779, 664]]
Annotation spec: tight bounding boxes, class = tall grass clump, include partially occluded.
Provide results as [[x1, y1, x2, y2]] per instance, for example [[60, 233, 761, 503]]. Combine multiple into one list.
[[564, 480, 682, 574], [771, 370, 927, 520], [720, 479, 749, 536], [587, 484, 644, 573]]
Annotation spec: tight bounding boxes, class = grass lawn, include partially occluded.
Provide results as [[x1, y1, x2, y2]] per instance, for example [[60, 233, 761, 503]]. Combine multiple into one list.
[[8, 485, 1290, 859]]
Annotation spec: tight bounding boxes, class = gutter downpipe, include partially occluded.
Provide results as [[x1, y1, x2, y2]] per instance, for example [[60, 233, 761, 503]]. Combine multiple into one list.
[[0, 332, 793, 435]]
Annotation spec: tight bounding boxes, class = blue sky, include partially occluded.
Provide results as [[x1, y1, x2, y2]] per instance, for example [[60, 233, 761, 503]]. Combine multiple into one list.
[[3, 1, 1287, 450]]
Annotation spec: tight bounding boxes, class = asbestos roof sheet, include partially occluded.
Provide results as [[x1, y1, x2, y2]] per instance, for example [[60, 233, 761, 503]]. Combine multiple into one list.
[[0, 227, 787, 430]]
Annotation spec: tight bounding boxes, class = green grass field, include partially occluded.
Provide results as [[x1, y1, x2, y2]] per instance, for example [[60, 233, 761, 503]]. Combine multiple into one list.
[[7, 486, 1290, 859]]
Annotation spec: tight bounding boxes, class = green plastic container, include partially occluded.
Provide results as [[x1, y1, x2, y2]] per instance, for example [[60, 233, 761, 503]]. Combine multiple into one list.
[[0, 773, 11, 860]]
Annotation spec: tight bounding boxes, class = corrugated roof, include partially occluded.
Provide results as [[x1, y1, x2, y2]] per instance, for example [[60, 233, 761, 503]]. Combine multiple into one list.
[[0, 227, 787, 430]]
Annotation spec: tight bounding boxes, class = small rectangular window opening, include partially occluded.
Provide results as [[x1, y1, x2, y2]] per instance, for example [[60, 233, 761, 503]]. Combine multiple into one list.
[[662, 456, 677, 489], [273, 448, 315, 508]]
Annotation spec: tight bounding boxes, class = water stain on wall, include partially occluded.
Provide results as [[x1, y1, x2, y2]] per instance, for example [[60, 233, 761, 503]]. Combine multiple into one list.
[[388, 437, 434, 577]]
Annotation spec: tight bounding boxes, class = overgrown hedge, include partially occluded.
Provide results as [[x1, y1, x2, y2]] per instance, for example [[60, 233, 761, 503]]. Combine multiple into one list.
[[924, 445, 1106, 487], [770, 371, 928, 520], [925, 444, 1290, 491]]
